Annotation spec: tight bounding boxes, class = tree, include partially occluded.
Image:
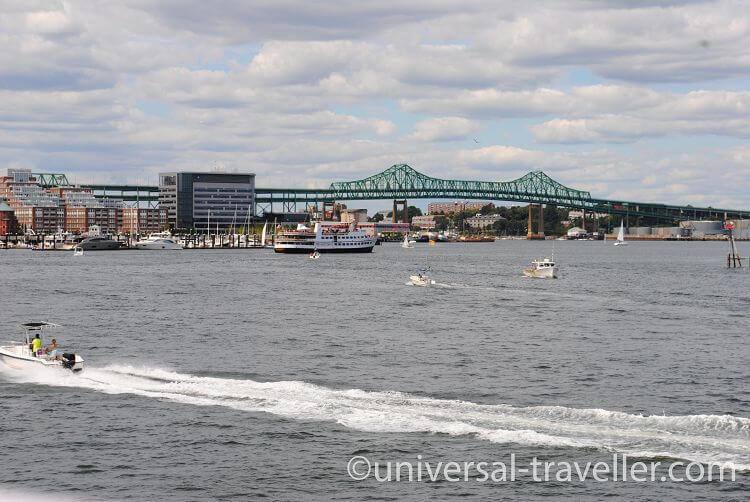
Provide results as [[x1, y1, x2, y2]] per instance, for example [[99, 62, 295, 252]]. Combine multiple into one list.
[[407, 206, 423, 221]]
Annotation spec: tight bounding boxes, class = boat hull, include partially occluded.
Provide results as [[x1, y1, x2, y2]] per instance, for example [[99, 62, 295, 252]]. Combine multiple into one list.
[[134, 242, 183, 250], [523, 267, 557, 279], [0, 347, 84, 372], [274, 245, 374, 253]]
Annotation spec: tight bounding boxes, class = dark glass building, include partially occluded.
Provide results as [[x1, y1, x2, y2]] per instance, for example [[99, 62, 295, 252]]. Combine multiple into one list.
[[159, 172, 255, 231]]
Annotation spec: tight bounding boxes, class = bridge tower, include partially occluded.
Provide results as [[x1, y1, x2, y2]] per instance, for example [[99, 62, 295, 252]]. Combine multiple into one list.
[[527, 204, 545, 239], [393, 200, 408, 223]]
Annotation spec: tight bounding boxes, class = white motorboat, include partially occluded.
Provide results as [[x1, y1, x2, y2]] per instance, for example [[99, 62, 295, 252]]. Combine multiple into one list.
[[523, 257, 557, 279], [133, 231, 183, 250], [410, 271, 436, 286], [0, 322, 84, 372], [614, 221, 628, 246], [402, 235, 416, 249], [309, 251, 320, 260], [73, 247, 84, 256]]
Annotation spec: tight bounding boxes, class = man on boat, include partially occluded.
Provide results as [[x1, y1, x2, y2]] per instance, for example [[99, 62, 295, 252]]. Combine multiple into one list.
[[44, 338, 60, 359], [31, 334, 42, 356]]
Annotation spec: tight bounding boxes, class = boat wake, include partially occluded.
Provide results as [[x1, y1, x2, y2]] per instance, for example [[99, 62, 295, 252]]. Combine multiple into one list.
[[3, 364, 749, 471]]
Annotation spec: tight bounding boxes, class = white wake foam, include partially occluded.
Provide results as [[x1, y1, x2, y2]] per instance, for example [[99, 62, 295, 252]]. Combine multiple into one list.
[[4, 364, 749, 470]]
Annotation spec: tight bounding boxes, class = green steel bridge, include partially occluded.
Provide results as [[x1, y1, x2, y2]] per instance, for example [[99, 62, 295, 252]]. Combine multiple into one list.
[[37, 164, 748, 222]]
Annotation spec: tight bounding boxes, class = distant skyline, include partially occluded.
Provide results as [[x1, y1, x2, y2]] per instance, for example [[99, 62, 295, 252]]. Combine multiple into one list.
[[1, 1, 750, 207]]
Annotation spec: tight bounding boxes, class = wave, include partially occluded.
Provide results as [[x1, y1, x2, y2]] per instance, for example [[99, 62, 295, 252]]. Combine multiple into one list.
[[3, 364, 749, 471]]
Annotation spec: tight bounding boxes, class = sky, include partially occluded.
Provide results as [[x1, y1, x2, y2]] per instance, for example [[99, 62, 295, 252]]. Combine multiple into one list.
[[1, 0, 750, 209]]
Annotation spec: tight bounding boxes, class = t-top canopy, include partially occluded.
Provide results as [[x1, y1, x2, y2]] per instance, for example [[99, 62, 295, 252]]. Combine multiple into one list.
[[20, 322, 60, 329]]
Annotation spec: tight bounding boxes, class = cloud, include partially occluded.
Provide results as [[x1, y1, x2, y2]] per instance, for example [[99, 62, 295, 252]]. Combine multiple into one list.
[[0, 0, 749, 209], [410, 117, 478, 142]]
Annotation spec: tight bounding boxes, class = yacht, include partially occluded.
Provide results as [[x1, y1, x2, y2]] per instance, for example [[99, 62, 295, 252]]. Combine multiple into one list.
[[133, 231, 183, 250], [74, 236, 120, 251], [523, 257, 557, 279], [0, 322, 84, 372], [274, 223, 376, 253]]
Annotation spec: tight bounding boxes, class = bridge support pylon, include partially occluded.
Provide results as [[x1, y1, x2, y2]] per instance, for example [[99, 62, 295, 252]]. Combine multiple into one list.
[[393, 200, 408, 223], [527, 204, 545, 240]]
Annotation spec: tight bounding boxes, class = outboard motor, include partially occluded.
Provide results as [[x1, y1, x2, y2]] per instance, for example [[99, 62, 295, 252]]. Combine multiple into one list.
[[61, 353, 85, 372]]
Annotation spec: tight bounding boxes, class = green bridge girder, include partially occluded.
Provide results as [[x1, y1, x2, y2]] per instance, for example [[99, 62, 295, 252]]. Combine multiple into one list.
[[328, 164, 593, 207], [74, 163, 748, 222]]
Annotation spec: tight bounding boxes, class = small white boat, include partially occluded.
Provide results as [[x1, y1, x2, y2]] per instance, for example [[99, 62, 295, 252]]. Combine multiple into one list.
[[402, 235, 416, 249], [73, 247, 84, 256], [309, 251, 320, 260], [134, 232, 183, 250], [0, 322, 84, 372], [410, 272, 436, 286], [614, 221, 627, 246], [523, 257, 557, 279]]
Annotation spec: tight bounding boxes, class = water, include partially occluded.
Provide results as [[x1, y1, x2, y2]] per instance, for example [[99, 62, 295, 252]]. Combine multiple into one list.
[[1, 241, 748, 501]]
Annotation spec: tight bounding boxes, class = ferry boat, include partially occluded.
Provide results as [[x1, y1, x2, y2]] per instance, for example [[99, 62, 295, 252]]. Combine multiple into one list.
[[133, 231, 183, 250], [0, 322, 84, 372], [274, 223, 377, 253]]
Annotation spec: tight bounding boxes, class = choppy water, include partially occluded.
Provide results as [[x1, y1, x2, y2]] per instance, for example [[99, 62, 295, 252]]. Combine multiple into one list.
[[1, 241, 748, 501]]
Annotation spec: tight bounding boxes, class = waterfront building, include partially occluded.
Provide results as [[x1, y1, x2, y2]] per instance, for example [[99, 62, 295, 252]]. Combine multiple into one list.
[[466, 214, 505, 229], [411, 215, 436, 229], [340, 208, 368, 224], [120, 207, 167, 235], [57, 187, 123, 234], [428, 201, 490, 215], [159, 172, 255, 231], [357, 222, 410, 237], [0, 169, 64, 233], [0, 200, 18, 234]]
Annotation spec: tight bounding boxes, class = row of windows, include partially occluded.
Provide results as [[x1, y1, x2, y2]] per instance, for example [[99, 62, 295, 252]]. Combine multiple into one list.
[[193, 188, 253, 193]]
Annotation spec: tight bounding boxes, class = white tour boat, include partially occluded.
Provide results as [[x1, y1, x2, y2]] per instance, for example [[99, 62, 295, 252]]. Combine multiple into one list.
[[523, 257, 557, 279], [134, 231, 183, 250], [614, 221, 628, 246], [0, 322, 85, 372], [274, 223, 376, 253]]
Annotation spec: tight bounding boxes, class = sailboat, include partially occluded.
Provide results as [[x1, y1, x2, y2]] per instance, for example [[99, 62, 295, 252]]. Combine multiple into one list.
[[614, 221, 627, 246], [402, 234, 415, 249]]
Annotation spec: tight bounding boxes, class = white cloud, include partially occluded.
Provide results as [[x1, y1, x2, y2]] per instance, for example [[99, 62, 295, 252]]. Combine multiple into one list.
[[411, 117, 478, 142], [0, 0, 749, 208]]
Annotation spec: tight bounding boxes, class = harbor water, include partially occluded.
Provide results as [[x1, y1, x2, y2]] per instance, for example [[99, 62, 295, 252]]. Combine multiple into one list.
[[1, 241, 748, 501]]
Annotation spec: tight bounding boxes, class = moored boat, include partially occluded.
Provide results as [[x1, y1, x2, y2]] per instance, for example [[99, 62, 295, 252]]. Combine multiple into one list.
[[133, 231, 183, 250]]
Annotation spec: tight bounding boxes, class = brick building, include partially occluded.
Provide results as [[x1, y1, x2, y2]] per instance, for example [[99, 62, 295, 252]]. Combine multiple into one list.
[[0, 200, 18, 234]]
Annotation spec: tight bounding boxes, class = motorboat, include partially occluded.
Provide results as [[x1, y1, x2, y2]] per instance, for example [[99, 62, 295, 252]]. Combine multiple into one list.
[[614, 221, 628, 246], [309, 251, 320, 260], [73, 247, 84, 257], [0, 322, 84, 372], [74, 236, 120, 251], [410, 271, 436, 286], [133, 231, 183, 250], [402, 235, 415, 249], [523, 257, 557, 279]]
